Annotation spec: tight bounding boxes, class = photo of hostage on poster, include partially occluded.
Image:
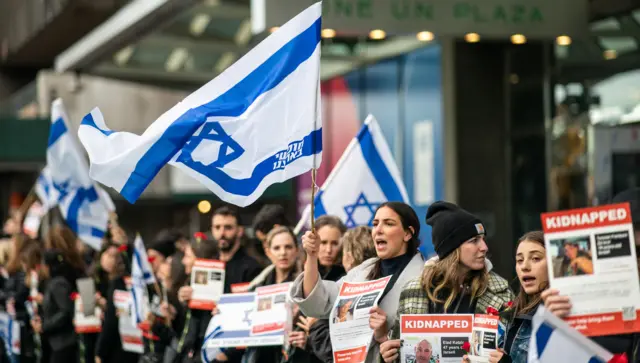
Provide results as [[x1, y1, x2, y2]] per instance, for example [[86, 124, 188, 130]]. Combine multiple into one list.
[[329, 276, 391, 363], [400, 314, 499, 363], [541, 203, 640, 336], [189, 259, 225, 310]]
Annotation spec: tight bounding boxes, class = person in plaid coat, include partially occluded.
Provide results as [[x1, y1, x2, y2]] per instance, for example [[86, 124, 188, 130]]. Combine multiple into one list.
[[379, 202, 515, 363]]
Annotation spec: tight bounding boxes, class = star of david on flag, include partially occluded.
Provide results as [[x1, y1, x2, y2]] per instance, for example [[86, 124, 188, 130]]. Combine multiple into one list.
[[34, 99, 115, 250], [296, 114, 409, 230], [78, 2, 323, 208]]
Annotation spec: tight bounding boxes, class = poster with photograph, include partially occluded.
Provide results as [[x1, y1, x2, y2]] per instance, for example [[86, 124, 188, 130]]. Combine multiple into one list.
[[329, 276, 391, 363], [466, 315, 500, 363], [204, 292, 289, 351], [189, 259, 225, 310], [400, 314, 474, 363], [541, 203, 640, 336], [251, 283, 292, 340], [113, 289, 144, 354]]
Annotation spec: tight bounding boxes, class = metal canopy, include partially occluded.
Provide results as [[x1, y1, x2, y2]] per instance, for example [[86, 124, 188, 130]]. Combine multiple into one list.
[[48, 0, 640, 88], [54, 0, 431, 89]]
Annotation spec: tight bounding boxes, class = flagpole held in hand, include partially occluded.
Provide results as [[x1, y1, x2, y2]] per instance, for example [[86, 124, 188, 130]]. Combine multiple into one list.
[[310, 168, 316, 232]]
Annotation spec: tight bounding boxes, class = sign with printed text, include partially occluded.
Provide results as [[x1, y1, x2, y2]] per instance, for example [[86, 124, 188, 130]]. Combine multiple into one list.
[[252, 0, 588, 38], [73, 298, 102, 334], [251, 283, 291, 337], [189, 259, 225, 310], [541, 203, 640, 336], [114, 289, 144, 353], [400, 314, 498, 363], [330, 276, 391, 363]]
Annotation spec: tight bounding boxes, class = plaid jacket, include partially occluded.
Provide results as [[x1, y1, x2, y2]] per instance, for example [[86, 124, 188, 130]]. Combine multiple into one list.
[[390, 271, 515, 339]]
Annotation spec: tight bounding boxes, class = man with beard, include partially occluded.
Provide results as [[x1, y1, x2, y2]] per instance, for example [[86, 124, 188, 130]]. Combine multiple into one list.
[[208, 207, 263, 363], [211, 206, 262, 293]]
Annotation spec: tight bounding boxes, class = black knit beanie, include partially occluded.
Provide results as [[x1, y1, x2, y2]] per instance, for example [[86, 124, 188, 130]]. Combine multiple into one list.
[[426, 201, 485, 259]]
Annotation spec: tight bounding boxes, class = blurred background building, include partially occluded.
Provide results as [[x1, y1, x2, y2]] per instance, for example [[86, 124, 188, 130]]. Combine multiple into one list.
[[1, 0, 640, 278]]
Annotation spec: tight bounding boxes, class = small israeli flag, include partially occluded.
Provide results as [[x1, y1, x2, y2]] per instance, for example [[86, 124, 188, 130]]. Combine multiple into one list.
[[78, 2, 323, 207], [131, 235, 154, 324], [39, 99, 115, 250], [305, 115, 409, 228], [528, 306, 613, 363]]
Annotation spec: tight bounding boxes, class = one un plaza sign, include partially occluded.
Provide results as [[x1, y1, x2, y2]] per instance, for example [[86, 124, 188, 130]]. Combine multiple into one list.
[[251, 0, 589, 39]]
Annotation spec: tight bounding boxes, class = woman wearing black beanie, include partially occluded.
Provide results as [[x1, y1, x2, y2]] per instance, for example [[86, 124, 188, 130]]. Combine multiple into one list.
[[380, 201, 515, 363]]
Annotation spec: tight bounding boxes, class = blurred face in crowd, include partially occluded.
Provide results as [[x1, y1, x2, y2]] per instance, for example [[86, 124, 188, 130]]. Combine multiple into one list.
[[371, 207, 411, 260], [459, 235, 488, 271], [342, 251, 355, 272], [182, 245, 196, 275], [157, 259, 172, 288], [516, 240, 548, 295], [415, 340, 432, 363], [317, 225, 342, 267], [100, 246, 119, 275], [147, 249, 166, 274], [269, 232, 298, 272], [211, 214, 242, 252]]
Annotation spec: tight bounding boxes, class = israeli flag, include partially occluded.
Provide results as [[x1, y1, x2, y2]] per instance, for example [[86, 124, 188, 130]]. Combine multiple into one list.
[[41, 99, 115, 250], [302, 115, 409, 229], [131, 235, 154, 324], [78, 2, 323, 207], [528, 306, 613, 363], [34, 166, 58, 211]]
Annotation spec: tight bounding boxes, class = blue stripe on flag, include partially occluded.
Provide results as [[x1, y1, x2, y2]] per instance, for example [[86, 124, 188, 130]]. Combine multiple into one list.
[[313, 190, 327, 218], [218, 294, 255, 304], [65, 186, 101, 235], [48, 118, 67, 147], [133, 249, 153, 280], [81, 113, 114, 136], [358, 124, 403, 202], [38, 174, 50, 197], [130, 284, 142, 323], [588, 357, 606, 363], [118, 17, 322, 203], [175, 128, 322, 197], [535, 321, 554, 357]]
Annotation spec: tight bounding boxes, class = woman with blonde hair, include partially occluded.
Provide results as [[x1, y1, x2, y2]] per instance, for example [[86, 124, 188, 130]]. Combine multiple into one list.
[[341, 226, 376, 271], [380, 201, 514, 362]]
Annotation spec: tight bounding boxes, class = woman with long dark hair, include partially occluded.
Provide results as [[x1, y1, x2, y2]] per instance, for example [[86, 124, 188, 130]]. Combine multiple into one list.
[[28, 247, 79, 363], [289, 202, 425, 361]]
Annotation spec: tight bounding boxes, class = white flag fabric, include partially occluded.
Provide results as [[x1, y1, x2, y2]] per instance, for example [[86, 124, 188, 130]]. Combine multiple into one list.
[[528, 306, 613, 363], [310, 115, 409, 228], [78, 2, 323, 207], [41, 99, 115, 250], [131, 235, 154, 324], [34, 166, 58, 211]]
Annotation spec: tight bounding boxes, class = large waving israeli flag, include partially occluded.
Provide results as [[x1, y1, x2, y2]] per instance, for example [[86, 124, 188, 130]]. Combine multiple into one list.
[[40, 99, 115, 250], [308, 115, 409, 228], [528, 306, 613, 363], [78, 2, 323, 207]]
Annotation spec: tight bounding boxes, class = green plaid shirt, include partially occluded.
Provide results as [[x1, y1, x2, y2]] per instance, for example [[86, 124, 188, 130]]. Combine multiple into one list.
[[390, 271, 515, 339]]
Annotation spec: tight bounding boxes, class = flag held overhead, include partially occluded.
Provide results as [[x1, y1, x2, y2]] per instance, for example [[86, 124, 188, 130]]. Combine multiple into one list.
[[78, 2, 323, 207]]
